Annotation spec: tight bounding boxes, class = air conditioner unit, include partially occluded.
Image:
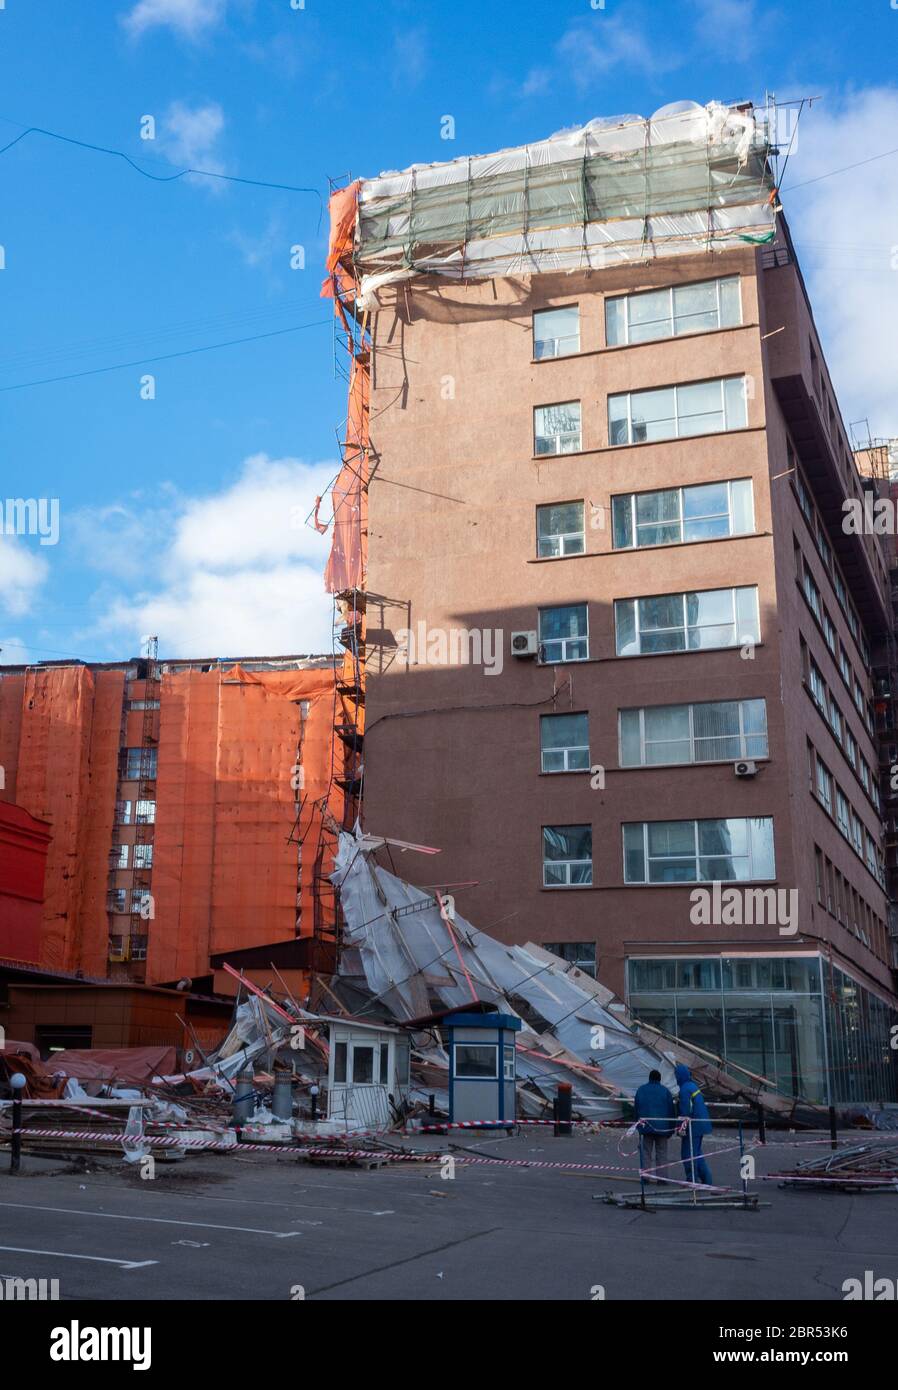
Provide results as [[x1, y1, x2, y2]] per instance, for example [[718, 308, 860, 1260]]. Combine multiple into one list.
[[511, 630, 538, 657], [734, 760, 757, 778]]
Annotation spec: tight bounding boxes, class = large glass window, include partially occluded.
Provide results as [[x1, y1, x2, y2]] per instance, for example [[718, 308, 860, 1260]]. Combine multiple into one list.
[[543, 824, 593, 887], [533, 305, 580, 359], [619, 698, 768, 766], [534, 401, 581, 455], [623, 817, 775, 883], [612, 479, 754, 549], [608, 376, 747, 446], [625, 955, 886, 1107], [539, 604, 588, 663], [605, 276, 741, 346], [537, 501, 584, 557], [540, 712, 589, 772], [614, 586, 759, 656]]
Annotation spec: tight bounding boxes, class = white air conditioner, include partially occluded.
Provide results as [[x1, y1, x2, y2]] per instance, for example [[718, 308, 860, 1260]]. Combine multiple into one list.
[[734, 760, 757, 778], [511, 630, 538, 657]]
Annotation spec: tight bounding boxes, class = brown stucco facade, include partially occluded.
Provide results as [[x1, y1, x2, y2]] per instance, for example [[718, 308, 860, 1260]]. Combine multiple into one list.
[[362, 226, 897, 1101]]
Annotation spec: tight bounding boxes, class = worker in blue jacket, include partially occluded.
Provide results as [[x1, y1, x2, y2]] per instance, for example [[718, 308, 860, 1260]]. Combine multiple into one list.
[[674, 1063, 713, 1186], [633, 1069, 676, 1181]]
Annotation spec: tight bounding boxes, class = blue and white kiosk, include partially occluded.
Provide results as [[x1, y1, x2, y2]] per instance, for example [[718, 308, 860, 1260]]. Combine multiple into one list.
[[443, 1008, 522, 1126]]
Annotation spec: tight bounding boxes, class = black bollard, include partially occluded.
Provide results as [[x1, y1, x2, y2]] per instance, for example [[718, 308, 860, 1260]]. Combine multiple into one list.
[[829, 1104, 838, 1151], [554, 1081, 572, 1137]]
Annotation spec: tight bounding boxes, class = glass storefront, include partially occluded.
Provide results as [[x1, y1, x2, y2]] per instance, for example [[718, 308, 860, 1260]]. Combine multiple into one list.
[[628, 955, 897, 1105]]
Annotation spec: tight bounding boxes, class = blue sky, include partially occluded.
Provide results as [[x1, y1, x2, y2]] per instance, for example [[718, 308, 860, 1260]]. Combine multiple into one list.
[[1, 0, 897, 665]]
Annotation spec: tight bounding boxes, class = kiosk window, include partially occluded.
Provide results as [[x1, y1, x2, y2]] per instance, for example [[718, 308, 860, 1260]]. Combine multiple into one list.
[[454, 1044, 498, 1078]]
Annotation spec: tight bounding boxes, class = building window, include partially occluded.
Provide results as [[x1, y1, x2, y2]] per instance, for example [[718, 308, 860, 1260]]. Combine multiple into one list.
[[122, 747, 158, 780], [836, 788, 851, 839], [542, 941, 597, 978], [815, 756, 833, 814], [113, 844, 129, 869], [134, 844, 154, 869], [608, 376, 747, 446], [619, 698, 768, 766], [623, 817, 775, 884], [605, 276, 741, 348], [107, 888, 127, 914], [838, 645, 852, 687], [503, 1045, 516, 1081], [614, 586, 759, 656], [127, 699, 160, 711], [850, 810, 864, 856], [536, 501, 585, 557], [539, 604, 588, 663], [533, 305, 580, 359], [611, 479, 754, 549], [534, 401, 581, 455], [822, 609, 836, 653], [808, 660, 826, 711], [844, 727, 857, 770], [827, 695, 842, 744], [543, 824, 593, 887], [135, 800, 156, 824], [540, 712, 590, 772], [802, 562, 821, 620], [454, 1044, 498, 1079]]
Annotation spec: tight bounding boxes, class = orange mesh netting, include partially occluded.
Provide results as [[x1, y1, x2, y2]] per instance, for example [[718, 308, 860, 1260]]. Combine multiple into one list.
[[146, 664, 336, 984]]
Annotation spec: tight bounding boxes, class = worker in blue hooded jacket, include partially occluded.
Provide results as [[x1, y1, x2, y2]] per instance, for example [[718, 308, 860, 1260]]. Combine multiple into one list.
[[674, 1063, 713, 1186]]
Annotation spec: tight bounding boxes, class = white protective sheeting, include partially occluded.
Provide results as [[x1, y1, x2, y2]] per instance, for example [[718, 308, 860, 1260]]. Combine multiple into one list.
[[331, 831, 676, 1113], [354, 100, 776, 303]]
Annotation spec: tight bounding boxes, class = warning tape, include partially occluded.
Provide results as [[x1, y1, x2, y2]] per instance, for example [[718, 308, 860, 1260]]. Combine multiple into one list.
[[1, 1127, 734, 1186], [408, 1119, 608, 1132]]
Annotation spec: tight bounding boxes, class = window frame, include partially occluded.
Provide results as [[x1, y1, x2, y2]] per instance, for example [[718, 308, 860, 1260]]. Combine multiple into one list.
[[536, 500, 585, 558], [540, 712, 590, 773], [619, 698, 768, 768], [543, 824, 593, 888], [608, 375, 747, 447], [604, 275, 742, 347], [533, 304, 580, 360], [611, 478, 754, 550], [533, 400, 582, 456], [622, 816, 776, 885], [614, 586, 759, 657], [539, 603, 589, 664]]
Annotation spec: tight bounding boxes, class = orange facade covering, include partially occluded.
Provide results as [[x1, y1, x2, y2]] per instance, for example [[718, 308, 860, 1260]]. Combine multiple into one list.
[[0, 663, 336, 983]]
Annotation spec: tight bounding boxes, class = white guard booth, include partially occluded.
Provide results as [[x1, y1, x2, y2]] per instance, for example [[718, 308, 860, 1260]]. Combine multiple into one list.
[[324, 1017, 410, 1130]]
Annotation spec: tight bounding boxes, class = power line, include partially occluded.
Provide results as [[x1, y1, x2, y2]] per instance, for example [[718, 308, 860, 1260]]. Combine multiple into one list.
[[0, 123, 323, 213], [784, 145, 898, 193], [0, 295, 327, 376], [0, 317, 332, 393]]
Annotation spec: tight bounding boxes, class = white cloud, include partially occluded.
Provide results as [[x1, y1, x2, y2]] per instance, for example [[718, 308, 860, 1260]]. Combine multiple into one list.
[[160, 100, 227, 179], [784, 87, 898, 438], [124, 0, 225, 41], [0, 537, 48, 617], [88, 454, 336, 658], [556, 15, 680, 88]]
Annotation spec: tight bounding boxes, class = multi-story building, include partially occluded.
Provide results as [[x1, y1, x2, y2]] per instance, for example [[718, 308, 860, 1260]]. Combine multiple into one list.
[[0, 653, 336, 985], [351, 106, 898, 1105]]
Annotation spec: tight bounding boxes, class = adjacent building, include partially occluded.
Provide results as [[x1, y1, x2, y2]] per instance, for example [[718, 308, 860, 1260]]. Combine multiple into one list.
[[0, 654, 336, 985]]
